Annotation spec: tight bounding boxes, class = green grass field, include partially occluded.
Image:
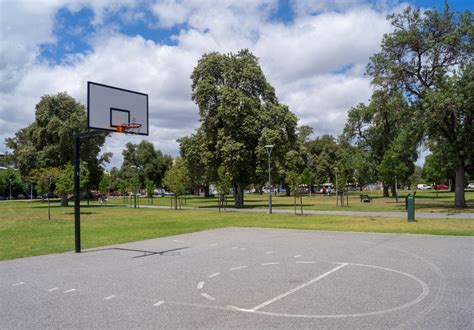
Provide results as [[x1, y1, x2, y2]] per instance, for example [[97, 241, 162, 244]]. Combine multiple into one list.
[[113, 189, 474, 213], [0, 197, 472, 261]]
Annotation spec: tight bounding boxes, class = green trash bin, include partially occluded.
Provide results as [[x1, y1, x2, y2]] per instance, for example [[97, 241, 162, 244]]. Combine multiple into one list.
[[407, 195, 415, 222]]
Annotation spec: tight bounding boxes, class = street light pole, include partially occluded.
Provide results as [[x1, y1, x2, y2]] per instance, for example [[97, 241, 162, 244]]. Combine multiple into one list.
[[265, 145, 274, 214]]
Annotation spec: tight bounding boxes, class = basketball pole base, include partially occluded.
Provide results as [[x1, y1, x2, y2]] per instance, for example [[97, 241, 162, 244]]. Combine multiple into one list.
[[73, 130, 106, 253]]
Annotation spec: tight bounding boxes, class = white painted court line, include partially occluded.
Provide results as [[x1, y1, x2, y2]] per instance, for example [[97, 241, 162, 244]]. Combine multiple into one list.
[[12, 282, 25, 286], [208, 272, 220, 278], [261, 262, 280, 266], [296, 261, 316, 264], [294, 255, 302, 258], [47, 287, 59, 292], [265, 251, 273, 254], [239, 248, 247, 251], [105, 295, 116, 300], [250, 263, 348, 312], [230, 266, 248, 271], [197, 281, 205, 289], [201, 293, 216, 301], [232, 247, 239, 250], [153, 301, 165, 306], [173, 239, 184, 243], [210, 243, 218, 247], [63, 289, 76, 293]]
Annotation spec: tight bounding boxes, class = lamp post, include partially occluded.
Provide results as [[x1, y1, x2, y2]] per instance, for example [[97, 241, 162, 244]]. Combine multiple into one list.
[[333, 167, 338, 207], [47, 176, 52, 220], [265, 145, 274, 214]]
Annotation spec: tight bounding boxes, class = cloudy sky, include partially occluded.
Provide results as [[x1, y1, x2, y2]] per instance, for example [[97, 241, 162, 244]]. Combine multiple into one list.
[[1, 0, 471, 169]]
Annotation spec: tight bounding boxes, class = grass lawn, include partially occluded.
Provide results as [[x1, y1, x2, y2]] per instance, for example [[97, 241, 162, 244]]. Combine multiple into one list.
[[113, 189, 474, 213], [0, 199, 472, 261]]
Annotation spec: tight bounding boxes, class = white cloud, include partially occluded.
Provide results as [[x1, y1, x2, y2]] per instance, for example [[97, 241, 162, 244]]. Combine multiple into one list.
[[1, 0, 400, 169]]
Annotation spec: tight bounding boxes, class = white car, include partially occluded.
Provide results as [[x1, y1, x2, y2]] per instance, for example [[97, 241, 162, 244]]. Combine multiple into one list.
[[417, 184, 432, 190], [467, 183, 474, 189]]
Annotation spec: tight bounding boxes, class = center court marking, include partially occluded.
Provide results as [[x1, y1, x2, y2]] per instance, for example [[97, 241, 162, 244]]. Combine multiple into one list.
[[226, 262, 429, 318], [244, 263, 347, 312]]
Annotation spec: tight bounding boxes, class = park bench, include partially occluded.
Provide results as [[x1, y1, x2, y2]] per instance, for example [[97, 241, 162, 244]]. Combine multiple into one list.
[[360, 194, 372, 203]]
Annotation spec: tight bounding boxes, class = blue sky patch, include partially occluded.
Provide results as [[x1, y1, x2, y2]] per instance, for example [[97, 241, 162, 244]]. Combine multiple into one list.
[[39, 7, 96, 65]]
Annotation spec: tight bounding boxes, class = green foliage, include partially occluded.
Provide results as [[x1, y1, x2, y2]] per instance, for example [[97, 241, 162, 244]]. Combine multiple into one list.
[[366, 4, 472, 207], [285, 171, 300, 196], [343, 89, 417, 192], [0, 168, 23, 198], [4, 92, 108, 188], [145, 179, 155, 197], [120, 141, 172, 188], [189, 49, 298, 207], [299, 168, 314, 190], [215, 166, 232, 197], [178, 130, 213, 193], [162, 159, 188, 196], [99, 174, 111, 196], [30, 167, 61, 197], [55, 164, 74, 196], [118, 180, 128, 196]]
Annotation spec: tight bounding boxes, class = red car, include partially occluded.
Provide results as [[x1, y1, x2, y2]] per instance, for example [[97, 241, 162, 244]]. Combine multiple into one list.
[[436, 184, 449, 190]]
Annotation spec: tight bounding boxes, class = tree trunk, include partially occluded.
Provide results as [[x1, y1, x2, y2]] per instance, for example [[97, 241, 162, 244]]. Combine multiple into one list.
[[449, 177, 455, 192], [455, 164, 467, 208], [204, 185, 210, 198], [383, 184, 389, 197], [293, 194, 297, 215], [390, 184, 396, 198], [60, 194, 68, 207], [285, 183, 291, 196], [234, 182, 244, 208]]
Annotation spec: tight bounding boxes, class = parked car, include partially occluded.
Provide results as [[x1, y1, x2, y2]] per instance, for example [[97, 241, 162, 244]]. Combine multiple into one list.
[[417, 184, 432, 190], [467, 183, 474, 189], [43, 192, 59, 198], [435, 184, 449, 190]]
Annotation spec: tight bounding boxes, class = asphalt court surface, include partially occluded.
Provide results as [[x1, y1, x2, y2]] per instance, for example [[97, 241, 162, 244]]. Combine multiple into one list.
[[1, 228, 472, 328]]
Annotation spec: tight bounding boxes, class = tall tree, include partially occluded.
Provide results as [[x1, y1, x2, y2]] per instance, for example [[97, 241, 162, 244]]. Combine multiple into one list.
[[344, 89, 418, 196], [367, 4, 472, 207], [178, 129, 213, 196], [162, 158, 189, 210], [5, 92, 109, 194], [120, 141, 172, 188], [190, 49, 297, 208]]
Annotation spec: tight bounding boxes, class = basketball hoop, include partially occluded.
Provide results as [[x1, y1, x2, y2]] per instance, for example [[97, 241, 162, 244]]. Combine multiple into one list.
[[116, 122, 142, 135]]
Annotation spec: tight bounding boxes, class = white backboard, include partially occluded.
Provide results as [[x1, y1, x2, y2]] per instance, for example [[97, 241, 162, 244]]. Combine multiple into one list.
[[87, 81, 149, 135]]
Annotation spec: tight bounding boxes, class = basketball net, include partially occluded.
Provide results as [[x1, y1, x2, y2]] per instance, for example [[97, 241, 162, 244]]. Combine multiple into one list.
[[116, 119, 142, 135]]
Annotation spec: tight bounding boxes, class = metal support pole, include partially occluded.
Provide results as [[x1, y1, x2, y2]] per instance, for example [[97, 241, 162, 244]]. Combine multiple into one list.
[[73, 130, 105, 254], [268, 154, 272, 214], [73, 135, 81, 253], [265, 145, 274, 214]]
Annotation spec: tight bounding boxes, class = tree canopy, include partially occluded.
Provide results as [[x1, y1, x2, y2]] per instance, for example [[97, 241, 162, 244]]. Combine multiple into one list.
[[5, 92, 109, 190], [188, 49, 298, 207], [364, 4, 472, 207]]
